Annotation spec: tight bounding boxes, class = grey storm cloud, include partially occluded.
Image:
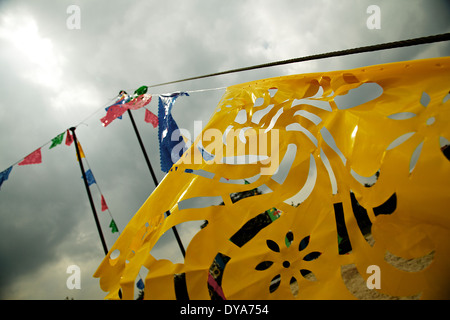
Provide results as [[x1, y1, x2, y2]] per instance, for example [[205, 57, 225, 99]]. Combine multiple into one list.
[[0, 0, 449, 299]]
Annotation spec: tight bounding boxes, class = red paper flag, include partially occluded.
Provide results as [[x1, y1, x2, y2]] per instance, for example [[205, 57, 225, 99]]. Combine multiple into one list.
[[18, 148, 42, 166], [126, 94, 152, 110], [100, 104, 128, 127], [101, 195, 108, 212], [100, 94, 152, 127], [144, 108, 158, 128], [65, 129, 73, 146]]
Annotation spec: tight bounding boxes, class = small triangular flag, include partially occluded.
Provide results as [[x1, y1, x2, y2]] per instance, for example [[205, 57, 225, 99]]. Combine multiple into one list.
[[18, 148, 42, 166], [82, 169, 96, 186], [76, 142, 85, 161], [101, 195, 108, 212], [109, 219, 118, 233], [49, 132, 65, 149], [65, 129, 73, 146], [144, 108, 158, 128], [0, 166, 13, 190]]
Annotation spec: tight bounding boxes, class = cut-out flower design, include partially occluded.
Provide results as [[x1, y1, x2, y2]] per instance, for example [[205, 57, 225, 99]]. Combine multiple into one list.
[[387, 91, 450, 171], [255, 231, 322, 297]]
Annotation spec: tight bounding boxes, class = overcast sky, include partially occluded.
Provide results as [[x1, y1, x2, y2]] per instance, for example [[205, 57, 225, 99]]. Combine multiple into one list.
[[0, 0, 449, 300]]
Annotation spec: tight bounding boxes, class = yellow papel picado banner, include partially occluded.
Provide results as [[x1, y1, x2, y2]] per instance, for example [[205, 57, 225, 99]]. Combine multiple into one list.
[[94, 57, 450, 300]]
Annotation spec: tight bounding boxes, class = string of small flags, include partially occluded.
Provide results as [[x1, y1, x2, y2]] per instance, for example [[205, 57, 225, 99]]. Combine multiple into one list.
[[0, 84, 225, 293], [0, 128, 76, 190], [77, 140, 120, 235], [1, 84, 224, 190]]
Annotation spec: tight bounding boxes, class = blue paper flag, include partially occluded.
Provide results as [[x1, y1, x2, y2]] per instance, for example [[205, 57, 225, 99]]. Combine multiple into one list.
[[0, 166, 13, 190], [82, 169, 96, 186], [158, 92, 189, 172]]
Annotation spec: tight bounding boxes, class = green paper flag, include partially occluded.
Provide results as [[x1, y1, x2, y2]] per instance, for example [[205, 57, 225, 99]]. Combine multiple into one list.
[[49, 132, 65, 149], [109, 219, 118, 233], [134, 85, 148, 96]]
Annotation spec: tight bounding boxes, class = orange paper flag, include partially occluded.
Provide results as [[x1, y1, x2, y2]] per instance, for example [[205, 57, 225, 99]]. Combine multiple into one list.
[[76, 142, 85, 161]]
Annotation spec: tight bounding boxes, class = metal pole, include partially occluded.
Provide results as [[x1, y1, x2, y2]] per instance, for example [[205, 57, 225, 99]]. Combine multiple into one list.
[[70, 127, 109, 256], [126, 110, 186, 258]]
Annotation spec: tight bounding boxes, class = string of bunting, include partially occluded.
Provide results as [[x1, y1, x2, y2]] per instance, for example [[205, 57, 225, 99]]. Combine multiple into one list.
[[0, 83, 223, 265], [0, 84, 225, 191], [77, 140, 120, 235], [0, 84, 213, 292]]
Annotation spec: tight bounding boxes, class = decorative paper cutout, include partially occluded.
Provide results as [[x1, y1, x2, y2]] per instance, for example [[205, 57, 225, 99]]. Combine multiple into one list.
[[101, 195, 108, 212], [0, 166, 12, 190], [18, 148, 42, 166], [49, 132, 65, 149], [65, 129, 74, 146], [83, 169, 96, 186], [95, 57, 450, 300], [126, 93, 152, 111], [76, 142, 85, 161], [144, 109, 159, 128], [101, 104, 128, 127], [101, 90, 152, 127], [109, 219, 119, 233], [157, 92, 189, 173]]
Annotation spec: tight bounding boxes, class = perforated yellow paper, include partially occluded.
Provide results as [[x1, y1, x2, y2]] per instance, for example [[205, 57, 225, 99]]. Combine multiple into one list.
[[94, 57, 450, 300]]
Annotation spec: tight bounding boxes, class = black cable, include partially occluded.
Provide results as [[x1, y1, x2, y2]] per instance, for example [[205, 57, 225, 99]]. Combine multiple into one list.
[[148, 32, 450, 88]]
